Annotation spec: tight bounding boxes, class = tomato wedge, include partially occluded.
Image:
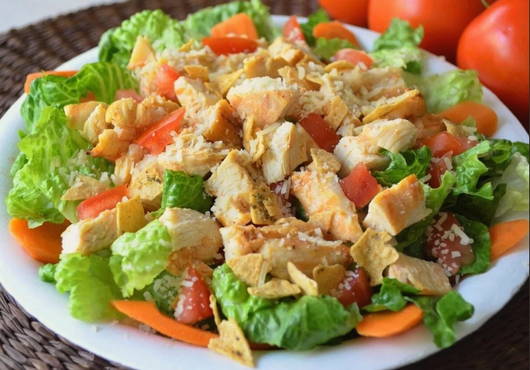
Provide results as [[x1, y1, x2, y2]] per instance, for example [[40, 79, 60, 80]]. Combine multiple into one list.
[[211, 13, 258, 40], [330, 267, 372, 307], [428, 153, 452, 188], [175, 267, 213, 325], [154, 64, 181, 101], [24, 70, 77, 94], [334, 49, 373, 68], [340, 163, 381, 208], [283, 15, 306, 43], [116, 89, 143, 102], [299, 114, 340, 152], [135, 108, 185, 154], [421, 132, 476, 157], [202, 37, 258, 55], [76, 185, 128, 220]]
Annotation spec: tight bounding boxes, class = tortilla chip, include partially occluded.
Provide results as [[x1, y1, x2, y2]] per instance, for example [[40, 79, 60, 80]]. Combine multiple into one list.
[[287, 262, 318, 296], [116, 197, 147, 234], [312, 264, 346, 294], [212, 69, 244, 96], [323, 96, 350, 130], [208, 319, 254, 367], [363, 89, 422, 124], [324, 60, 356, 73], [226, 254, 270, 287], [308, 148, 341, 173], [350, 228, 399, 286], [184, 65, 209, 81], [210, 294, 222, 327], [179, 40, 195, 52], [248, 278, 301, 299]]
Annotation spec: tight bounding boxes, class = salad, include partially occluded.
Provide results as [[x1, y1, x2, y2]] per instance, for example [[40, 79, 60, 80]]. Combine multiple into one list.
[[6, 0, 530, 367]]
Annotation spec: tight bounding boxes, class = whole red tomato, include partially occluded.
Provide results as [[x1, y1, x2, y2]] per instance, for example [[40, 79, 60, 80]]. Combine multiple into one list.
[[368, 0, 486, 61], [319, 0, 369, 27], [458, 0, 529, 125]]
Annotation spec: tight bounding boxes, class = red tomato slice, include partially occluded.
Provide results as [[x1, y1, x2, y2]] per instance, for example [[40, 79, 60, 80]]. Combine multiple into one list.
[[299, 114, 340, 152], [202, 37, 258, 55], [428, 153, 452, 188], [426, 212, 475, 276], [76, 185, 128, 220], [175, 267, 213, 325], [330, 267, 372, 307], [116, 89, 143, 102], [334, 49, 373, 69], [135, 108, 185, 155], [283, 16, 306, 43], [340, 163, 381, 208], [421, 132, 476, 157], [154, 64, 181, 101]]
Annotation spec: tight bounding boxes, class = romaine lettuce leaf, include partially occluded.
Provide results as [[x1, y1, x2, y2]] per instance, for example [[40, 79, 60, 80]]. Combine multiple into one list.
[[453, 141, 493, 199], [373, 18, 424, 51], [374, 147, 432, 187], [110, 220, 172, 297], [405, 69, 483, 113], [364, 278, 420, 312], [448, 184, 506, 225], [371, 46, 423, 74], [138, 271, 181, 315], [38, 263, 57, 283], [54, 253, 122, 322], [456, 215, 491, 275], [300, 9, 330, 46], [6, 107, 114, 227], [495, 153, 529, 217], [161, 170, 213, 213], [313, 37, 356, 60], [212, 264, 362, 350]]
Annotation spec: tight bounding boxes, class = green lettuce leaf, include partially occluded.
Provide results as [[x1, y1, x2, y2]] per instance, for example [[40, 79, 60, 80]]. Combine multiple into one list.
[[495, 153, 529, 217], [482, 139, 530, 179], [300, 9, 330, 46], [110, 220, 172, 297], [39, 263, 57, 283], [99, 10, 186, 66], [212, 264, 362, 350], [364, 278, 420, 312], [183, 0, 278, 41], [54, 253, 122, 322], [448, 184, 506, 225], [453, 141, 493, 199], [373, 18, 423, 51], [6, 107, 114, 226], [405, 69, 483, 113], [371, 46, 423, 74], [313, 37, 356, 60], [408, 291, 474, 348], [456, 215, 491, 275], [161, 170, 213, 213], [138, 271, 182, 315], [374, 147, 432, 187]]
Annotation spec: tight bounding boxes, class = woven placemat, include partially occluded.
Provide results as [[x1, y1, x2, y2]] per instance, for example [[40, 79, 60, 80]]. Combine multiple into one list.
[[0, 0, 528, 369]]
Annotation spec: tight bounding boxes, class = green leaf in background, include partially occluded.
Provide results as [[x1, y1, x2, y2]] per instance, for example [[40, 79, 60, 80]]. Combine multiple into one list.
[[161, 170, 213, 213], [494, 153, 529, 217], [364, 278, 420, 312], [456, 214, 491, 275], [404, 69, 483, 113], [110, 220, 172, 297], [300, 9, 330, 46], [54, 253, 122, 322], [313, 37, 356, 60], [6, 107, 114, 227], [408, 291, 474, 348], [212, 264, 362, 350], [374, 147, 432, 187]]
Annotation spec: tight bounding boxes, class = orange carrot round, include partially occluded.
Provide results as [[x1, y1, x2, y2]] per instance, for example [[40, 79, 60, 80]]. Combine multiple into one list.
[[357, 304, 424, 338], [313, 21, 359, 47], [490, 219, 530, 260], [9, 218, 68, 263], [24, 70, 77, 94], [211, 13, 258, 40], [439, 101, 498, 137], [112, 300, 218, 347]]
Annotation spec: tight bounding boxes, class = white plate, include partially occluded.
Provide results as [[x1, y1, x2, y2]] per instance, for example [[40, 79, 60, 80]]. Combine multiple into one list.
[[0, 15, 528, 370]]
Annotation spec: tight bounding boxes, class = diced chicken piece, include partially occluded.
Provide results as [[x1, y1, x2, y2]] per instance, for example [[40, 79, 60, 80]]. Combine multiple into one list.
[[256, 121, 315, 183], [206, 150, 281, 226], [61, 175, 111, 201], [221, 218, 352, 279], [355, 67, 408, 101], [334, 135, 389, 176], [64, 101, 108, 144], [388, 253, 452, 295], [113, 144, 145, 186], [91, 129, 130, 161], [243, 53, 287, 78], [278, 65, 320, 91], [128, 155, 164, 210], [61, 209, 118, 255], [227, 77, 298, 128], [308, 148, 341, 173], [199, 100, 242, 147], [364, 175, 431, 235], [361, 118, 418, 153], [160, 207, 223, 275], [362, 90, 426, 124], [174, 77, 220, 118], [291, 152, 364, 242], [135, 95, 180, 129], [128, 36, 156, 69], [183, 65, 209, 81], [413, 114, 446, 141], [157, 130, 229, 177], [105, 98, 137, 128], [268, 37, 306, 65]]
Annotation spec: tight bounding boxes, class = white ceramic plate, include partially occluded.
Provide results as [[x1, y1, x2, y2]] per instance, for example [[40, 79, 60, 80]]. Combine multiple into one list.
[[0, 15, 528, 370]]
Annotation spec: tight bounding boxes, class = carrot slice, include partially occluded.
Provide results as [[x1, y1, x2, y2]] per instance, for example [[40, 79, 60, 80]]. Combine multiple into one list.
[[439, 101, 498, 137], [202, 36, 258, 55], [112, 300, 218, 347], [490, 219, 530, 260], [9, 218, 68, 263], [313, 21, 359, 47], [211, 13, 258, 40], [24, 70, 77, 94], [357, 304, 424, 338]]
